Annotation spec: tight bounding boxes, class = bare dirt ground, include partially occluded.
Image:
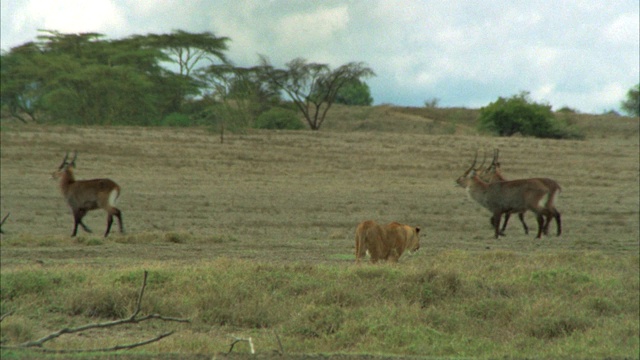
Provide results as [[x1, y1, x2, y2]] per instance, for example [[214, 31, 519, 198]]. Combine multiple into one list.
[[1, 123, 638, 265]]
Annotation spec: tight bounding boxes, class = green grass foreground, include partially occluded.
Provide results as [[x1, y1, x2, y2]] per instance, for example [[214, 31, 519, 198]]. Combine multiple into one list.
[[1, 250, 638, 359]]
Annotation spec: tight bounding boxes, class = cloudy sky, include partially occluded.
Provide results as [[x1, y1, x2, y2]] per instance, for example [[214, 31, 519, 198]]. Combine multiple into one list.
[[2, 0, 638, 114]]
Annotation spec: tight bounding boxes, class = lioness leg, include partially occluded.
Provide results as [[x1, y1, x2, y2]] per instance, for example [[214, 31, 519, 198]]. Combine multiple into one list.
[[355, 234, 367, 263], [387, 249, 400, 263]]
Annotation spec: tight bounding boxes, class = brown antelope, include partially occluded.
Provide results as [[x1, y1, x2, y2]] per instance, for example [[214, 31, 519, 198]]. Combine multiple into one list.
[[456, 152, 557, 239], [481, 149, 562, 236], [52, 152, 123, 237]]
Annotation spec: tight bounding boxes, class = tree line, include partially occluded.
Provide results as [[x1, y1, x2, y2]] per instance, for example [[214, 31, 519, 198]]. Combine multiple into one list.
[[0, 30, 375, 130], [2, 30, 636, 135]]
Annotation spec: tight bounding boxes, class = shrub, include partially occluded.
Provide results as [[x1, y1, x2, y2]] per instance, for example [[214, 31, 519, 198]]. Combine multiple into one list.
[[161, 112, 192, 127], [68, 286, 135, 318], [424, 97, 440, 108], [621, 83, 639, 117], [557, 106, 577, 113], [334, 79, 373, 106], [254, 107, 304, 130], [478, 92, 583, 139]]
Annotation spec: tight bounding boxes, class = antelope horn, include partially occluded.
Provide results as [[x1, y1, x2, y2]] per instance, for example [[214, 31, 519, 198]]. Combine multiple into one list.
[[71, 151, 78, 166], [463, 150, 478, 177], [488, 149, 497, 167], [479, 151, 487, 170], [58, 152, 69, 170]]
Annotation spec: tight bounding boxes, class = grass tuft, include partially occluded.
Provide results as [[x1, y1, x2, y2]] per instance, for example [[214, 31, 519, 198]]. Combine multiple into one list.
[[164, 231, 192, 244], [68, 285, 136, 319], [528, 316, 593, 340], [0, 315, 36, 344]]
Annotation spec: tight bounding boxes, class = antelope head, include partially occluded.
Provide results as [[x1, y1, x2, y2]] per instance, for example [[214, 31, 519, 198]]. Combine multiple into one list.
[[456, 151, 484, 188], [51, 152, 77, 180]]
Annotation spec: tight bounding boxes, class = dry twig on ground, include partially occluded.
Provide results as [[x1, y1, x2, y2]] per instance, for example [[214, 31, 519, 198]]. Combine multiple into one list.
[[228, 336, 255, 354], [0, 270, 190, 353]]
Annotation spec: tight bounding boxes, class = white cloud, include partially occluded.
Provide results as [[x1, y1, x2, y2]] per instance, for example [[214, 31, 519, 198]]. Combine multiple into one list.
[[551, 82, 628, 112], [1, 0, 126, 49], [276, 6, 349, 43], [24, 0, 124, 34], [531, 84, 556, 103], [603, 12, 640, 46]]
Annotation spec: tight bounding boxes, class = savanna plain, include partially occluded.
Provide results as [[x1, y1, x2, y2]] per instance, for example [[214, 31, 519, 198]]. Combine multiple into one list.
[[1, 106, 639, 359]]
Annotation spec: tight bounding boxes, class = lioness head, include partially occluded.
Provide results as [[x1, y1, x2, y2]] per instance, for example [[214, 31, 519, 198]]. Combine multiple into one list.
[[407, 226, 421, 254]]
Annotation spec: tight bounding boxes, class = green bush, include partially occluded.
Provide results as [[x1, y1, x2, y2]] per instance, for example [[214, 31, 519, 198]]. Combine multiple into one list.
[[161, 112, 192, 127], [621, 83, 639, 117], [334, 79, 373, 106], [478, 92, 583, 139], [254, 107, 305, 130]]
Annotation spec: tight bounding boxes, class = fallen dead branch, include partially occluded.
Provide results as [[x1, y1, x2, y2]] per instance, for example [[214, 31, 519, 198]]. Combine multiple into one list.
[[228, 336, 255, 354], [274, 329, 284, 355], [0, 270, 190, 353], [0, 311, 14, 322]]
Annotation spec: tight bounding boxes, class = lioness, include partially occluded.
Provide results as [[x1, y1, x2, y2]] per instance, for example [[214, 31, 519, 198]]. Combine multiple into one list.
[[355, 220, 421, 263]]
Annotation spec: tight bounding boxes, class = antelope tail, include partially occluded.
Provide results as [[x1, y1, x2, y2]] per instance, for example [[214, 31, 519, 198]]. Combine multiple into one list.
[[108, 188, 120, 207], [541, 189, 560, 208]]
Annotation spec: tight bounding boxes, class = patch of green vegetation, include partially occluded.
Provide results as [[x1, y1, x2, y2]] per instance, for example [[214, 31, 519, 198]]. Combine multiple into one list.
[[0, 252, 637, 358], [328, 253, 353, 261], [253, 107, 305, 130], [478, 92, 584, 139]]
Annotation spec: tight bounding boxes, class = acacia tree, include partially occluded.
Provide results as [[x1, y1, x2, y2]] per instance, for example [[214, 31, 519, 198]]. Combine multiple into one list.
[[0, 31, 169, 124], [139, 30, 230, 77], [1, 30, 231, 124], [132, 30, 231, 113], [0, 43, 50, 122], [195, 65, 261, 138], [258, 57, 375, 130]]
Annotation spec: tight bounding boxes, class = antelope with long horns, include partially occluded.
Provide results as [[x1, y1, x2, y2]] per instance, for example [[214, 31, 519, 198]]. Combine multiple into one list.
[[456, 152, 557, 239], [52, 152, 124, 237], [480, 149, 562, 236]]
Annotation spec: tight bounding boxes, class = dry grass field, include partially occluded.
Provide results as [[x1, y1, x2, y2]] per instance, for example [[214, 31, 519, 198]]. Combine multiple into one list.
[[0, 106, 638, 359]]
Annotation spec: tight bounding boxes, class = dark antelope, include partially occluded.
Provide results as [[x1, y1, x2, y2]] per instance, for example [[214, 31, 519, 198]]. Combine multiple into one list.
[[52, 153, 123, 237], [456, 152, 558, 239], [480, 149, 562, 236]]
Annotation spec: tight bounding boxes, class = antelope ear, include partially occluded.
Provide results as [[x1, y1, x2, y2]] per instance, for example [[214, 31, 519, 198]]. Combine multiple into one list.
[[415, 227, 420, 234]]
